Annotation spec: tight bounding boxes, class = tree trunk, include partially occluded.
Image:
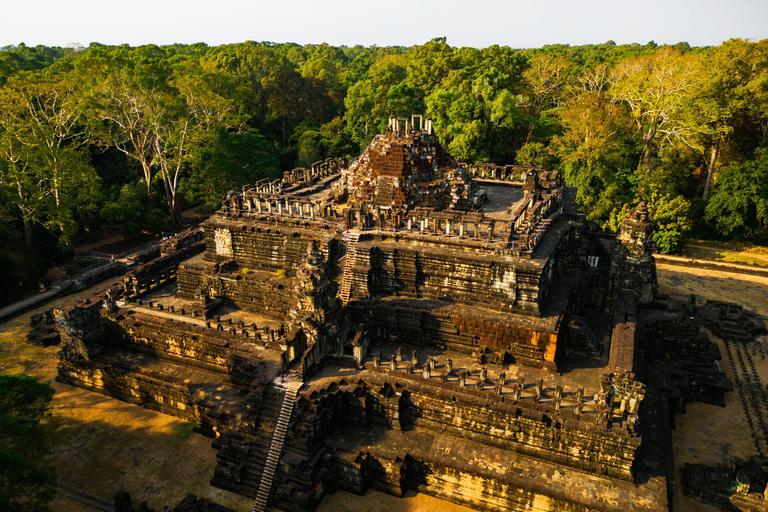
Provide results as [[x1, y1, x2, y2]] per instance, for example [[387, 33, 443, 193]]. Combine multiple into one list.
[[644, 137, 654, 177], [23, 218, 32, 250], [702, 138, 720, 200], [641, 136, 654, 197], [141, 160, 153, 198]]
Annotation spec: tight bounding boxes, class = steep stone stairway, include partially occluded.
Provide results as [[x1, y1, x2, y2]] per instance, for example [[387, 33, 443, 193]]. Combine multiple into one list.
[[211, 387, 283, 498], [533, 217, 552, 237], [252, 385, 299, 512], [338, 230, 360, 305]]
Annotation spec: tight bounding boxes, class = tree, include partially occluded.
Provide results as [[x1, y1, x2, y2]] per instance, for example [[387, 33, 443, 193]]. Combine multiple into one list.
[[78, 45, 172, 200], [609, 48, 700, 193], [648, 192, 693, 253], [0, 374, 57, 512], [0, 70, 99, 248], [552, 74, 638, 226], [696, 39, 768, 198], [425, 47, 531, 163], [705, 149, 768, 239], [183, 130, 279, 210], [343, 55, 422, 148], [522, 56, 571, 118]]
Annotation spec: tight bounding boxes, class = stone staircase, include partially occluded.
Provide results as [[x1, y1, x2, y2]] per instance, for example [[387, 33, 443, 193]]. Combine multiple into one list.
[[532, 217, 553, 238], [338, 230, 360, 306], [252, 385, 299, 512], [211, 387, 282, 498]]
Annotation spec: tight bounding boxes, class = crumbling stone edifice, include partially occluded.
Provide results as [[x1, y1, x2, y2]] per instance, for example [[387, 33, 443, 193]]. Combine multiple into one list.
[[53, 115, 733, 511]]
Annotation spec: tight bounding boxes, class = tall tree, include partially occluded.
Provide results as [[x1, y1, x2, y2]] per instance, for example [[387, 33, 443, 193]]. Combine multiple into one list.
[[78, 45, 173, 200], [0, 70, 99, 247], [609, 48, 700, 193]]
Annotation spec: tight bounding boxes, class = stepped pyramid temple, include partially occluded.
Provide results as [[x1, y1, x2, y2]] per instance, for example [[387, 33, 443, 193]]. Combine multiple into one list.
[[53, 115, 735, 511]]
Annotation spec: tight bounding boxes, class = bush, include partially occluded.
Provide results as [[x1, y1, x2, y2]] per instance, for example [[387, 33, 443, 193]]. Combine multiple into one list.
[[649, 193, 693, 254]]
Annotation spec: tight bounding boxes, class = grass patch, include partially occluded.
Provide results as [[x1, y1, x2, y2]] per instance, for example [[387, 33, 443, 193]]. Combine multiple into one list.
[[682, 243, 768, 267], [173, 422, 196, 439]]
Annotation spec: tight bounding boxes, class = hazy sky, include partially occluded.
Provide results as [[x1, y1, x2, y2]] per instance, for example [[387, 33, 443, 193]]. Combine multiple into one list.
[[3, 0, 768, 49]]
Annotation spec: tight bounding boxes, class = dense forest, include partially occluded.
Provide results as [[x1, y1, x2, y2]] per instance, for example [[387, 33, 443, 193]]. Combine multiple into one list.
[[1, 38, 767, 305]]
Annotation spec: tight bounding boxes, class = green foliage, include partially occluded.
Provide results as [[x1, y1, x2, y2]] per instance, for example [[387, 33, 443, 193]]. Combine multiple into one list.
[[648, 193, 693, 253], [1, 37, 768, 284], [184, 130, 279, 211], [173, 421, 196, 439], [100, 183, 165, 237], [515, 142, 558, 169], [705, 149, 768, 239], [0, 374, 57, 512]]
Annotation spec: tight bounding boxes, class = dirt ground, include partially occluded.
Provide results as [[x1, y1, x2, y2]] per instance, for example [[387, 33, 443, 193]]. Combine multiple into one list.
[[317, 489, 476, 512], [0, 286, 253, 512], [658, 263, 768, 512], [1, 263, 767, 512]]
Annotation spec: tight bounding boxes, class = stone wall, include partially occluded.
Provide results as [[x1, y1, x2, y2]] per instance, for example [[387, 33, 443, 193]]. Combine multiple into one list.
[[354, 240, 544, 314], [57, 357, 200, 421], [111, 312, 266, 384], [348, 300, 563, 369], [201, 219, 334, 274], [289, 375, 639, 481], [54, 296, 115, 361], [326, 451, 623, 512], [177, 259, 298, 319]]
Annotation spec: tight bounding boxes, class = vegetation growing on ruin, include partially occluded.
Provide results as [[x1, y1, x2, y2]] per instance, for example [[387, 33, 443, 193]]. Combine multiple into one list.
[[1, 38, 767, 303]]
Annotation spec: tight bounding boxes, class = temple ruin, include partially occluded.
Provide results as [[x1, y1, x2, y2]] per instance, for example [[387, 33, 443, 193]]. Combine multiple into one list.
[[52, 115, 748, 511]]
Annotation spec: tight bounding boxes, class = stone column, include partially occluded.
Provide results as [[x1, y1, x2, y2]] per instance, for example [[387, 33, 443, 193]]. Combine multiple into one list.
[[575, 387, 584, 415], [629, 397, 639, 415]]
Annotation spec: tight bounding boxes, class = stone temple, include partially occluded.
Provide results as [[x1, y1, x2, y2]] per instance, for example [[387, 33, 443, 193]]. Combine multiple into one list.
[[53, 115, 734, 511]]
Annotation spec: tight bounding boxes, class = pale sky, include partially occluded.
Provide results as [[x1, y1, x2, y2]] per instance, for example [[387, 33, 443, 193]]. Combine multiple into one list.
[[3, 0, 768, 49]]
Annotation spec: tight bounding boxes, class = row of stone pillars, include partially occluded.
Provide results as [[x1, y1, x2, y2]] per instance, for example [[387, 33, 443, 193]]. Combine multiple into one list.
[[406, 216, 498, 240], [370, 355, 594, 414]]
